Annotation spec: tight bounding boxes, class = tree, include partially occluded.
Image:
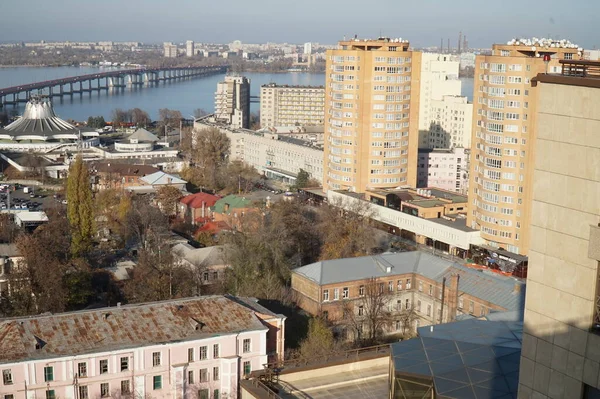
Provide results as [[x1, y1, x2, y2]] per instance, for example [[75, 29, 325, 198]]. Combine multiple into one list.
[[156, 185, 182, 216], [193, 108, 209, 119], [397, 307, 419, 339], [87, 116, 106, 129], [66, 155, 94, 257], [295, 169, 310, 189], [111, 108, 128, 127], [318, 198, 376, 260], [293, 317, 339, 361], [187, 126, 230, 190], [342, 277, 395, 344], [130, 108, 150, 127], [0, 214, 19, 243], [219, 160, 260, 194]]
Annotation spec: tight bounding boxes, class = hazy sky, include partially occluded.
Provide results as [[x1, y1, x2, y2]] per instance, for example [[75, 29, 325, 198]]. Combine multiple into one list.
[[1, 0, 598, 49]]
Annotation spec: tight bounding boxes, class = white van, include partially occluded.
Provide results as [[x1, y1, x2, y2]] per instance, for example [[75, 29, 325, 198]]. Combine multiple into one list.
[[23, 187, 30, 194]]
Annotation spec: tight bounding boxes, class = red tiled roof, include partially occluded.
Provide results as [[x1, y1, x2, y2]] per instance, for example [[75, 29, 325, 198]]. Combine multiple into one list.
[[180, 192, 220, 209], [197, 221, 231, 234]]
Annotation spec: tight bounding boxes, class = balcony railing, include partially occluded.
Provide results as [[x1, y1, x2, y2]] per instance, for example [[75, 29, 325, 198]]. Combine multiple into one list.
[[560, 60, 600, 78]]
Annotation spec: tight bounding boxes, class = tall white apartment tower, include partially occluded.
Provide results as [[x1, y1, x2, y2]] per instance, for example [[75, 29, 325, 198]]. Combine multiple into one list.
[[186, 40, 195, 57], [214, 76, 251, 129]]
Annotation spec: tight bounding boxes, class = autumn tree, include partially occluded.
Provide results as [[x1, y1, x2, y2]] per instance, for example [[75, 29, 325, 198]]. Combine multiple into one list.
[[342, 277, 395, 344], [292, 317, 340, 361], [156, 185, 182, 216], [111, 108, 129, 127], [184, 126, 230, 190], [67, 155, 94, 257], [318, 198, 376, 260], [131, 108, 150, 127], [219, 160, 261, 194]]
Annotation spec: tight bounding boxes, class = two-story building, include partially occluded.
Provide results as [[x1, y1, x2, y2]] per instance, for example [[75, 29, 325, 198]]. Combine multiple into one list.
[[0, 295, 285, 399], [178, 192, 220, 225], [89, 162, 160, 192], [291, 251, 524, 339]]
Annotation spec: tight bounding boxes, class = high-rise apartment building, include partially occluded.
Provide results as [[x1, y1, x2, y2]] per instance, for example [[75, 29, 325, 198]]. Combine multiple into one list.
[[323, 38, 422, 193], [304, 42, 312, 55], [186, 40, 195, 57], [428, 95, 473, 148], [467, 40, 579, 255], [163, 42, 178, 58], [518, 60, 600, 398], [417, 147, 469, 193], [214, 76, 250, 129], [417, 53, 463, 148], [260, 84, 325, 128]]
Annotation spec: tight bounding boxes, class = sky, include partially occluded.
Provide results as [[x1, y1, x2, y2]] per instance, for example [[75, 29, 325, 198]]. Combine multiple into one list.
[[0, 0, 598, 49]]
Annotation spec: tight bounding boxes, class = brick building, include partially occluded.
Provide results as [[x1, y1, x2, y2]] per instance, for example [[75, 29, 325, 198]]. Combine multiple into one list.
[[291, 251, 524, 338]]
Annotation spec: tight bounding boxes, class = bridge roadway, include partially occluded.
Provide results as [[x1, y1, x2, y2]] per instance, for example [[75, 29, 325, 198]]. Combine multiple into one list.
[[0, 65, 228, 107]]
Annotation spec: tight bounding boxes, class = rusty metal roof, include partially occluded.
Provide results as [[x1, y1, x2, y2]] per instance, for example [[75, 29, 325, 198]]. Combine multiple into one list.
[[0, 296, 270, 364]]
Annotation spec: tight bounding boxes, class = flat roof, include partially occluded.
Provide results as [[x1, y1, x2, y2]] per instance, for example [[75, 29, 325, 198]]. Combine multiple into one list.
[[430, 217, 475, 232]]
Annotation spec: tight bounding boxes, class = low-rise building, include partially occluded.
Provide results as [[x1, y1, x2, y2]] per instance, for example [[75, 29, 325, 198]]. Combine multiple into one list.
[[417, 148, 469, 193], [259, 84, 325, 128], [0, 243, 22, 294], [194, 119, 324, 185], [291, 251, 525, 339], [0, 296, 286, 399], [178, 192, 220, 225], [211, 195, 253, 230], [172, 244, 228, 289], [89, 163, 160, 191], [136, 171, 187, 192]]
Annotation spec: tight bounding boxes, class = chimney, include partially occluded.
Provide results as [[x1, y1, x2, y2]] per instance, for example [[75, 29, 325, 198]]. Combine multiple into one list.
[[446, 274, 460, 322]]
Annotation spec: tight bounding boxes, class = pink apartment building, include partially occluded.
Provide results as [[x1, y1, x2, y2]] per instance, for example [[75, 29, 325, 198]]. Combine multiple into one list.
[[0, 296, 286, 399]]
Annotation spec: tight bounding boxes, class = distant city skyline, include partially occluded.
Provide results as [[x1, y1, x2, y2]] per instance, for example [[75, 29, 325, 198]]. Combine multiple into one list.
[[1, 0, 598, 49]]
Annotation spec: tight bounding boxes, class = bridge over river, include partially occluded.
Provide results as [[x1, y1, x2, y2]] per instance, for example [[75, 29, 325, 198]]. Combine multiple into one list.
[[0, 65, 228, 107]]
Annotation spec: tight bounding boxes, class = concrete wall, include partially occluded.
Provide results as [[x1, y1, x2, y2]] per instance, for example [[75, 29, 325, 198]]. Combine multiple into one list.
[[518, 81, 600, 398]]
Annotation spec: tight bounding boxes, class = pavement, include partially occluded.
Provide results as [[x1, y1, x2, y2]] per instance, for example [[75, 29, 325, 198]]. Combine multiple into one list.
[[0, 185, 63, 212], [277, 365, 389, 399]]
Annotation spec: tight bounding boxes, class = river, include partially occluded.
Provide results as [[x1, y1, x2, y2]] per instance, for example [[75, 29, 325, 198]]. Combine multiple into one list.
[[0, 66, 474, 121]]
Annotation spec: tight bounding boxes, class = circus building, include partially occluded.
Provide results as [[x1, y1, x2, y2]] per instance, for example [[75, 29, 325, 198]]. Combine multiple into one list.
[[0, 96, 99, 152]]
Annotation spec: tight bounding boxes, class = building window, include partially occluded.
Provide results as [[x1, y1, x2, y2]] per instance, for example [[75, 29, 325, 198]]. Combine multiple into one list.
[[199, 345, 208, 360], [388, 281, 394, 292], [79, 386, 89, 399], [396, 300, 402, 311], [188, 370, 195, 384], [44, 366, 54, 382], [2, 370, 12, 385], [243, 361, 251, 376], [406, 299, 410, 309], [427, 304, 432, 317], [99, 359, 108, 374], [480, 306, 487, 316], [152, 352, 161, 367], [359, 285, 365, 296], [358, 305, 364, 316], [198, 389, 209, 399], [5, 395, 14, 399], [342, 287, 349, 299], [379, 283, 384, 293], [46, 391, 56, 399], [213, 389, 220, 399], [418, 281, 423, 292], [397, 280, 402, 290], [153, 375, 162, 390], [77, 362, 87, 378], [469, 301, 475, 314], [120, 357, 128, 371], [200, 368, 208, 383], [100, 383, 109, 398], [323, 289, 329, 301], [334, 288, 340, 300], [243, 338, 251, 353], [213, 344, 220, 359], [213, 366, 220, 381], [406, 279, 411, 289], [188, 348, 195, 362], [428, 285, 433, 296], [458, 297, 464, 309], [121, 380, 130, 394], [417, 300, 422, 312]]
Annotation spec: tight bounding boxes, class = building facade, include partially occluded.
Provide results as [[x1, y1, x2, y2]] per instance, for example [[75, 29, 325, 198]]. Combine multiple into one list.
[[214, 76, 250, 129], [417, 147, 469, 193], [426, 95, 473, 148], [518, 61, 600, 398], [195, 120, 324, 184], [291, 252, 524, 339], [417, 53, 462, 140], [163, 43, 177, 58], [322, 38, 422, 193], [259, 84, 325, 128], [467, 40, 579, 255], [186, 40, 195, 57], [0, 296, 285, 399]]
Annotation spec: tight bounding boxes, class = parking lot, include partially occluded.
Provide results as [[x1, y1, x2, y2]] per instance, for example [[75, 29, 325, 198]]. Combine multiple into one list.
[[0, 184, 64, 212]]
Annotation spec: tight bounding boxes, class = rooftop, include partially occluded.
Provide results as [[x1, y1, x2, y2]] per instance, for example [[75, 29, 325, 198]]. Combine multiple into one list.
[[0, 295, 272, 364], [127, 128, 159, 143], [0, 243, 20, 258], [212, 194, 252, 214], [180, 192, 220, 209], [140, 171, 186, 186], [293, 251, 525, 311], [533, 60, 600, 89], [172, 243, 228, 267], [90, 162, 159, 176], [391, 316, 523, 398]]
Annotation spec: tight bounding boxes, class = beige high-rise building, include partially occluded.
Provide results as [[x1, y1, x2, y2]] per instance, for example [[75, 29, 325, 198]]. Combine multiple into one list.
[[214, 75, 250, 129], [163, 42, 178, 58], [467, 40, 579, 255], [185, 40, 195, 57], [260, 84, 325, 128], [323, 38, 422, 193], [518, 60, 600, 398]]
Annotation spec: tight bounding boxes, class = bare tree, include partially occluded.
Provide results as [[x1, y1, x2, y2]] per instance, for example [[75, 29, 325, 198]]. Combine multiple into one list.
[[342, 277, 395, 344], [397, 307, 419, 339]]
